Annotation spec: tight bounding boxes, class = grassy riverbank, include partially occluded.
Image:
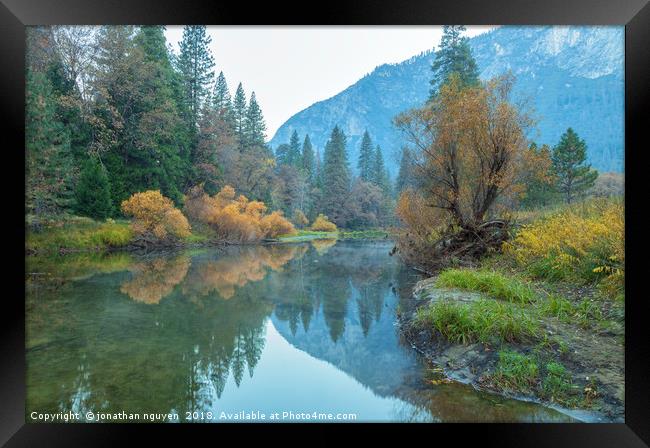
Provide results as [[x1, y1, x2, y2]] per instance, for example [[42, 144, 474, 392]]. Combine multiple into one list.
[[399, 199, 624, 420], [25, 215, 217, 255], [26, 215, 392, 254]]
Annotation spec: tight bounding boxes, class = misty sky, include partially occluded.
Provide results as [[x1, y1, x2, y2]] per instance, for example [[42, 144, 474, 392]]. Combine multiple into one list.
[[165, 26, 494, 139]]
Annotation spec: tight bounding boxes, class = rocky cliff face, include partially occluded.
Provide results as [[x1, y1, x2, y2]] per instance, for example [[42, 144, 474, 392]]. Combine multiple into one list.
[[270, 26, 624, 176]]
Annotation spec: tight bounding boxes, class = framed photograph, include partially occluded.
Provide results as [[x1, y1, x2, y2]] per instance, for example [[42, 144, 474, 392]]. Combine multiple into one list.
[[2, 0, 648, 445]]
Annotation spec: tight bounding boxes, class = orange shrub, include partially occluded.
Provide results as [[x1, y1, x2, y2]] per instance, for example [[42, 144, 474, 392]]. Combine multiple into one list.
[[260, 211, 295, 238], [121, 190, 191, 240], [184, 185, 295, 242], [310, 214, 337, 232]]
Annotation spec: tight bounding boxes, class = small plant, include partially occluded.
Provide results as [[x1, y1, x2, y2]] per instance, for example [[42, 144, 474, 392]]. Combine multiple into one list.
[[491, 350, 540, 392], [542, 294, 575, 320], [541, 361, 572, 400]]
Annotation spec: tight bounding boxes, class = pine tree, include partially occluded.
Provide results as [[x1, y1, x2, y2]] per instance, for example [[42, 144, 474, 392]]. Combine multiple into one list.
[[371, 145, 391, 195], [358, 130, 374, 182], [195, 106, 224, 194], [243, 91, 266, 147], [232, 82, 247, 148], [430, 25, 479, 98], [92, 26, 190, 207], [75, 157, 113, 220], [396, 147, 415, 194], [287, 130, 302, 167], [26, 70, 74, 216], [301, 134, 315, 181], [321, 126, 351, 227], [178, 25, 215, 125], [275, 143, 291, 166], [212, 71, 233, 125], [552, 128, 598, 203], [521, 143, 557, 209]]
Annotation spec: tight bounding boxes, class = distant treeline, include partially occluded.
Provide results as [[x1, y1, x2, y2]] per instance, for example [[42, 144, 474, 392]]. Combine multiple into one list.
[[25, 25, 395, 231]]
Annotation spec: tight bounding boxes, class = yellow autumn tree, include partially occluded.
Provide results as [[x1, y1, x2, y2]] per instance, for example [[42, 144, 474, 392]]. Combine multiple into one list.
[[121, 190, 191, 242], [393, 73, 536, 266]]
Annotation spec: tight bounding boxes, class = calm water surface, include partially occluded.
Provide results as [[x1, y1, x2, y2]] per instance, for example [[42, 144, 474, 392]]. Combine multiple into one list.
[[26, 240, 576, 422]]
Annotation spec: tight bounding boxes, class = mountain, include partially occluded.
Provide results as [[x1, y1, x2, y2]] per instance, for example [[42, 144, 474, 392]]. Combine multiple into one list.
[[269, 26, 624, 177]]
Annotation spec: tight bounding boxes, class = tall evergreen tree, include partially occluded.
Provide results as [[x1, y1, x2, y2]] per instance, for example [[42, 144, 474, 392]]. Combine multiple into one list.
[[275, 143, 291, 166], [430, 25, 479, 98], [92, 26, 190, 207], [287, 130, 302, 167], [232, 82, 247, 147], [243, 91, 267, 147], [212, 71, 233, 125], [26, 70, 74, 216], [195, 105, 224, 195], [371, 145, 391, 195], [396, 147, 415, 194], [358, 130, 374, 182], [75, 157, 113, 220], [301, 134, 315, 181], [321, 126, 351, 226], [177, 25, 215, 125], [552, 128, 598, 203], [521, 143, 557, 208]]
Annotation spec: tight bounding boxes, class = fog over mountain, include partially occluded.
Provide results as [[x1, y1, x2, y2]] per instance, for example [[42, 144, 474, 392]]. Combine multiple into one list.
[[269, 26, 624, 177]]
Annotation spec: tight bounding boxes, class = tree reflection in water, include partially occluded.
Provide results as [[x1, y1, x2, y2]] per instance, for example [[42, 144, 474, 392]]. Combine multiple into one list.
[[26, 241, 575, 422]]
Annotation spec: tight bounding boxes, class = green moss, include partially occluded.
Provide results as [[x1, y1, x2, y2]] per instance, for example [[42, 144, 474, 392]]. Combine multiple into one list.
[[413, 298, 541, 344], [435, 269, 537, 304]]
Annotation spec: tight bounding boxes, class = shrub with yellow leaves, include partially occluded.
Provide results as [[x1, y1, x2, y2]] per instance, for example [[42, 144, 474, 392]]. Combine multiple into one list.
[[184, 185, 295, 242], [310, 214, 337, 232], [121, 190, 191, 242], [504, 199, 624, 298]]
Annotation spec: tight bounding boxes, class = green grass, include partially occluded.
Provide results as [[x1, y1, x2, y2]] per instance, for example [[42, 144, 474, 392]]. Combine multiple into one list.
[[413, 298, 541, 344], [487, 351, 580, 405], [491, 350, 540, 392], [27, 216, 133, 253], [541, 361, 573, 399], [435, 269, 537, 304], [541, 294, 604, 328]]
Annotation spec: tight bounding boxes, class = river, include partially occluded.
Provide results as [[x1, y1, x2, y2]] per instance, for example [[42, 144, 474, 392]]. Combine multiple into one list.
[[25, 240, 577, 422]]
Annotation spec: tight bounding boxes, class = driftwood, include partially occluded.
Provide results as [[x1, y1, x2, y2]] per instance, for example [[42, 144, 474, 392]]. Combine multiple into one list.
[[393, 219, 511, 272]]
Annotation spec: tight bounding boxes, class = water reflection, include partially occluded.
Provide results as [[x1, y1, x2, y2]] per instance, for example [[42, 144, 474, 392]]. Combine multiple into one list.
[[121, 256, 191, 304], [26, 241, 576, 422]]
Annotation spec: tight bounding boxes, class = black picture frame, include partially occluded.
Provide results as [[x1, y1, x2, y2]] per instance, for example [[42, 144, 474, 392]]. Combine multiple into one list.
[[1, 0, 648, 445]]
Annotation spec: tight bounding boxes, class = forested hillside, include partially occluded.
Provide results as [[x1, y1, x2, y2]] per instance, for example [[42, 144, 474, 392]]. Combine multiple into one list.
[[270, 26, 624, 176]]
